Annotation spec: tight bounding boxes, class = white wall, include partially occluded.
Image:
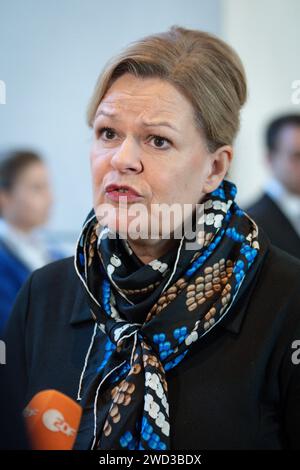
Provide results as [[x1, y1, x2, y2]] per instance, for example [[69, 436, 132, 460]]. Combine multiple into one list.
[[222, 0, 300, 206], [0, 0, 221, 241]]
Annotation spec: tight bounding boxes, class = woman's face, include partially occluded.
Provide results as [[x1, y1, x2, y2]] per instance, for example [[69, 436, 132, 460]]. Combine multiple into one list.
[[90, 73, 229, 240]]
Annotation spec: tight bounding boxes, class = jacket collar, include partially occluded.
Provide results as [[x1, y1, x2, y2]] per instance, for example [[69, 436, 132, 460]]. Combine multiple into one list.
[[69, 281, 95, 325]]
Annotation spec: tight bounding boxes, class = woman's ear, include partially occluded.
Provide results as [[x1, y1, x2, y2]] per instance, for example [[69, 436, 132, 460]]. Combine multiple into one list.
[[203, 145, 233, 193]]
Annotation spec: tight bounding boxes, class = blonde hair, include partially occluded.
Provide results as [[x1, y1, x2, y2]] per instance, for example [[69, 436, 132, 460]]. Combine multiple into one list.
[[87, 25, 247, 152]]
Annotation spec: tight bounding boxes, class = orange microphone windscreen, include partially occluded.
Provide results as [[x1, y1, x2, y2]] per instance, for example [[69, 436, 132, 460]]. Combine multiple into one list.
[[23, 389, 82, 450]]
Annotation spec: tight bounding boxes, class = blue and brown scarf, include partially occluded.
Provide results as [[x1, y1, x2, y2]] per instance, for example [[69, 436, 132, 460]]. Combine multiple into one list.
[[74, 179, 268, 450]]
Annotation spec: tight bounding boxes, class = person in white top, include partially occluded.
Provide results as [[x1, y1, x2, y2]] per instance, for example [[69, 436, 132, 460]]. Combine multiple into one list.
[[246, 114, 300, 258], [0, 150, 62, 333]]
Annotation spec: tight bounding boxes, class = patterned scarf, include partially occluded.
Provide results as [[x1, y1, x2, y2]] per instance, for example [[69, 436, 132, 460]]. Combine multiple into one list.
[[73, 179, 268, 450]]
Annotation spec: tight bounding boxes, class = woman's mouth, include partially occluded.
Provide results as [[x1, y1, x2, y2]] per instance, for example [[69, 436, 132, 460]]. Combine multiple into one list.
[[105, 184, 144, 203]]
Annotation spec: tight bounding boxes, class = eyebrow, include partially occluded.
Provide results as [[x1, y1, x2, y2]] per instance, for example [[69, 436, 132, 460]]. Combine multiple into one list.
[[95, 109, 179, 132]]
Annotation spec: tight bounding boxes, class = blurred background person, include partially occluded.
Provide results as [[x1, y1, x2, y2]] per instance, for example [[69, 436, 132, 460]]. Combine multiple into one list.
[[246, 114, 300, 259], [0, 150, 64, 334]]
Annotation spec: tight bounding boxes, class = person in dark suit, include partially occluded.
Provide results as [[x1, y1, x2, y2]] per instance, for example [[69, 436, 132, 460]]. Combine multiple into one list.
[[3, 26, 300, 450], [246, 114, 300, 258]]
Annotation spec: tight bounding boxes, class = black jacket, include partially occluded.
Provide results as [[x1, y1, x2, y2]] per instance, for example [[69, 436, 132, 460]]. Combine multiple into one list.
[[246, 193, 300, 259], [4, 244, 300, 449]]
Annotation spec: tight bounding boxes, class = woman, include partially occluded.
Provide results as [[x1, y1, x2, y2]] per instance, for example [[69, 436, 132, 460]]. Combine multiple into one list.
[[5, 26, 300, 450], [0, 150, 62, 334]]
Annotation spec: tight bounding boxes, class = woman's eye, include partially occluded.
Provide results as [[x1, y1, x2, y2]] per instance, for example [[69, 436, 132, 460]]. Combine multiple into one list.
[[98, 127, 116, 140], [149, 135, 172, 150], [96, 127, 171, 149]]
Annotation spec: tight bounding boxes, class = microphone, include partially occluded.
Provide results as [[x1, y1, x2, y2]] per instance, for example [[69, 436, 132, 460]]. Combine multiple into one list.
[[23, 389, 82, 450]]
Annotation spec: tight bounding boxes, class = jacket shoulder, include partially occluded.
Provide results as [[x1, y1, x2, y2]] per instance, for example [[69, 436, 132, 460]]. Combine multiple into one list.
[[31, 256, 78, 286], [266, 244, 300, 279], [260, 244, 300, 288]]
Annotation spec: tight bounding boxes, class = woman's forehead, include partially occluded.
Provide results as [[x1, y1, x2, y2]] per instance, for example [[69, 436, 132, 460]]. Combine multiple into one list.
[[95, 98, 194, 135], [98, 74, 193, 119], [96, 106, 179, 130]]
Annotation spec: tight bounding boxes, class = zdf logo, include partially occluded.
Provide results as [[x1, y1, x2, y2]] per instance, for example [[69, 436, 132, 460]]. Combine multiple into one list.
[[291, 340, 300, 365], [291, 80, 300, 105], [42, 409, 76, 437]]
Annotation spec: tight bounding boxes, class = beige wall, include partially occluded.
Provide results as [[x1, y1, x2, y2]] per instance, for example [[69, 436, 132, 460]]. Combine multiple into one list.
[[222, 0, 300, 206]]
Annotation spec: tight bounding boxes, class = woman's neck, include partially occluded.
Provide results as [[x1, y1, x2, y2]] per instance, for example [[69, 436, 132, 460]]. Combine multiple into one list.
[[127, 236, 180, 264]]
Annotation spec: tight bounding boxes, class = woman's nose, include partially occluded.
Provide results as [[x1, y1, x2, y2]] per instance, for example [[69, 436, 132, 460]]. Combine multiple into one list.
[[110, 137, 143, 173]]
